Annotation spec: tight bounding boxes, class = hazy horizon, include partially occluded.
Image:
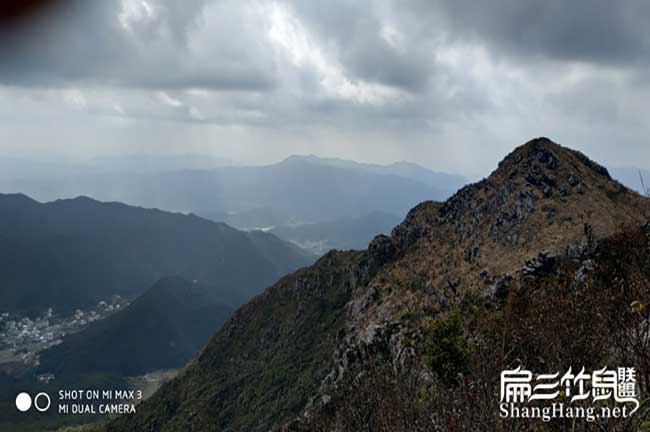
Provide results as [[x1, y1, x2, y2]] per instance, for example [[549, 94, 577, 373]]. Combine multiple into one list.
[[1, 1, 650, 178], [1, 146, 648, 183]]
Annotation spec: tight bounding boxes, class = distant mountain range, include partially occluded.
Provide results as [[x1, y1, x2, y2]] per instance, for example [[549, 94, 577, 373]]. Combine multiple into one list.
[[270, 211, 401, 255], [289, 154, 468, 191], [37, 276, 232, 377], [0, 193, 312, 315], [105, 138, 650, 432], [1, 154, 468, 230]]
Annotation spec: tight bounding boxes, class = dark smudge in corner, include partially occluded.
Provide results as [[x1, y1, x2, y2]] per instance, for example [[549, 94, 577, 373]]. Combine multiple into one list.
[[0, 0, 64, 28]]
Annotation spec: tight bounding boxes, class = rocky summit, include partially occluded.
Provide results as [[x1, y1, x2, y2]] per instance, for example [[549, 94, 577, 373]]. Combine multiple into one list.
[[105, 138, 650, 432]]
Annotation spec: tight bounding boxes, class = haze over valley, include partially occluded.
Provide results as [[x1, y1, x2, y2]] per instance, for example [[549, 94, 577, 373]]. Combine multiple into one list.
[[2, 1, 650, 431]]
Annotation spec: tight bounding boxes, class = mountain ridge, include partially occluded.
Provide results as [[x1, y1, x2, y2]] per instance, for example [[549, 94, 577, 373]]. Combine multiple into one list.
[[106, 138, 650, 432], [0, 193, 312, 314], [3, 155, 463, 229], [270, 211, 401, 255], [279, 154, 468, 192], [37, 276, 233, 377]]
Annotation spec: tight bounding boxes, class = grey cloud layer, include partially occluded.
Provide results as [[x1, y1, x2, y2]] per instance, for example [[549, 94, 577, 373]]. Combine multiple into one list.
[[0, 0, 275, 91], [0, 0, 649, 175], [430, 0, 650, 65]]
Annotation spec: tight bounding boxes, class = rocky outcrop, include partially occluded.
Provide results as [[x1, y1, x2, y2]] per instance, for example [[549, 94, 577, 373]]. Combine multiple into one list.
[[391, 201, 438, 250], [523, 252, 559, 279], [106, 138, 650, 432], [367, 234, 397, 271]]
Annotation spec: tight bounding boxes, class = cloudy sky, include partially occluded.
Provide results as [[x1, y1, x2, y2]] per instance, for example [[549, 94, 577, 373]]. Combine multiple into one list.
[[1, 0, 649, 177]]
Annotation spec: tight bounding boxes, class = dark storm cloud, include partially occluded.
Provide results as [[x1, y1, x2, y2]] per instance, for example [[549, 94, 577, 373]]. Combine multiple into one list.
[[339, 27, 433, 92], [427, 0, 650, 65], [0, 1, 126, 85], [129, 73, 274, 93], [288, 1, 435, 92], [0, 0, 276, 91], [2, 0, 649, 91], [287, 0, 650, 95], [0, 0, 63, 25], [0, 0, 623, 94], [1, 0, 649, 175]]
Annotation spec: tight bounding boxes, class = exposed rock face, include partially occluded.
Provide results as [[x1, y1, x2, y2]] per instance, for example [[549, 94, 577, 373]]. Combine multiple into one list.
[[106, 138, 649, 432], [522, 252, 559, 279], [301, 138, 648, 430], [367, 234, 397, 271], [391, 201, 439, 250]]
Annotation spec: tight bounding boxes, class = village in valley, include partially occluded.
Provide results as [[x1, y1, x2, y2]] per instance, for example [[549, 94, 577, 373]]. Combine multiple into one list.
[[0, 296, 130, 380]]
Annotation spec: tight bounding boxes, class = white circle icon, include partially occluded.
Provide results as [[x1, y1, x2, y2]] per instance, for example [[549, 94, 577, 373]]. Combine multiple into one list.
[[15, 392, 32, 412], [34, 393, 51, 412]]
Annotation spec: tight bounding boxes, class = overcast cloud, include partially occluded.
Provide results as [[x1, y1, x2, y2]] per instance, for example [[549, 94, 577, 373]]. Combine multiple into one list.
[[0, 0, 649, 176]]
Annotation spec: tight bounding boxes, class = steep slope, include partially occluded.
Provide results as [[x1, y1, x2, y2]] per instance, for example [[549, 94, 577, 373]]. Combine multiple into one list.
[[106, 138, 650, 432], [245, 229, 318, 271], [108, 251, 364, 432], [300, 224, 650, 431], [364, 137, 648, 317], [37, 276, 232, 376], [0, 194, 312, 314]]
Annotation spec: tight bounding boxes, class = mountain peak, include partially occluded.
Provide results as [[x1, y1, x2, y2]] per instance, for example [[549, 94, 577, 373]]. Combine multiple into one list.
[[0, 192, 39, 205], [142, 275, 195, 297], [105, 139, 650, 432], [494, 137, 611, 188], [398, 137, 646, 276]]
